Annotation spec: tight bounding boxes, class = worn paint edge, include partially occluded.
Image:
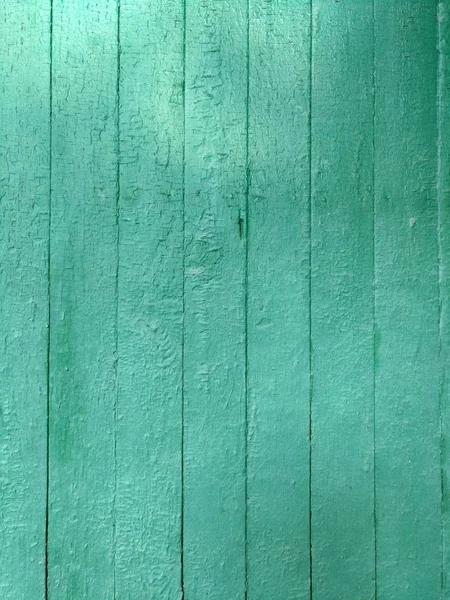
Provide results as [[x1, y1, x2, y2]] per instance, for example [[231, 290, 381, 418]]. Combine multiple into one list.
[[181, 0, 187, 595], [244, 0, 250, 597], [113, 0, 121, 599], [308, 2, 313, 598], [372, 0, 378, 597], [45, 1, 54, 597], [438, 1, 448, 596]]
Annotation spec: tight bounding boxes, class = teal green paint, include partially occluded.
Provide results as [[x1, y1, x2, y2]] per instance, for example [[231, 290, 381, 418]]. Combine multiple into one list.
[[182, 0, 247, 597], [1, 1, 447, 598], [0, 2, 50, 597], [49, 0, 118, 596], [311, 2, 375, 598], [375, 1, 441, 596], [247, 1, 311, 598], [116, 0, 184, 597], [439, 3, 450, 595]]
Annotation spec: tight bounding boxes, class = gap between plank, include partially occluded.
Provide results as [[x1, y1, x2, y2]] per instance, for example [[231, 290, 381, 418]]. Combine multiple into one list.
[[437, 2, 446, 595], [244, 0, 250, 597], [112, 1, 121, 599], [45, 0, 54, 597], [372, 0, 378, 598], [181, 0, 187, 595], [308, 2, 313, 599]]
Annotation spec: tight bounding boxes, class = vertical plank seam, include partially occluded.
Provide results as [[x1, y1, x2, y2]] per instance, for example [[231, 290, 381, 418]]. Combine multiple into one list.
[[372, 0, 378, 598], [181, 0, 187, 594], [308, 1, 313, 599], [244, 0, 250, 596], [45, 1, 54, 596], [437, 3, 445, 596], [113, 1, 121, 597]]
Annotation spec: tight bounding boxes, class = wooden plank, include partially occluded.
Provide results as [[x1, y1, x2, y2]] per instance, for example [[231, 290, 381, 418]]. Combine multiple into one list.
[[48, 1, 118, 597], [183, 0, 247, 596], [0, 2, 50, 597], [115, 0, 184, 597], [374, 1, 441, 596], [439, 2, 450, 595], [310, 2, 375, 598], [246, 1, 311, 598]]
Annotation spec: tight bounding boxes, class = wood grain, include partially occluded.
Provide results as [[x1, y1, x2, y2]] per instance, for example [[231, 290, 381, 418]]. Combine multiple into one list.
[[374, 1, 441, 596], [49, 1, 118, 596], [183, 0, 247, 597], [247, 1, 311, 598], [1, 2, 446, 597], [0, 2, 50, 597], [311, 2, 376, 598], [116, 0, 184, 597]]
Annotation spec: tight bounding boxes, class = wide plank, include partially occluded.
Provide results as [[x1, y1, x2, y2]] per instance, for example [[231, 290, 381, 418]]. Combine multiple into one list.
[[116, 0, 184, 597], [48, 1, 118, 596], [0, 1, 50, 597], [311, 2, 376, 597], [247, 0, 311, 598], [183, 0, 248, 596], [374, 1, 441, 596]]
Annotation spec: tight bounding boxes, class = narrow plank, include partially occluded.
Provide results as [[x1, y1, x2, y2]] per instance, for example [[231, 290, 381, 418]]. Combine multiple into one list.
[[115, 0, 184, 597], [374, 1, 441, 596], [439, 2, 450, 595], [0, 2, 50, 597], [48, 1, 118, 597], [310, 2, 375, 598], [183, 0, 247, 596], [246, 1, 311, 598]]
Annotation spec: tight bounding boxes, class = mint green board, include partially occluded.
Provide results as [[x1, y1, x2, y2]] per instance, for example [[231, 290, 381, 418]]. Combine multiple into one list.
[[1, 1, 449, 599], [0, 1, 50, 598], [49, 0, 118, 596], [247, 1, 311, 598], [374, 1, 441, 597], [311, 2, 375, 598], [183, 0, 247, 596], [116, 0, 184, 597]]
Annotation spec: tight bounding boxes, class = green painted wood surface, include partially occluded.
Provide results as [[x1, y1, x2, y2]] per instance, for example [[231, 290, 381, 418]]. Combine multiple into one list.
[[311, 3, 375, 598], [49, 0, 118, 596], [247, 1, 311, 598], [116, 0, 184, 597], [374, 2, 441, 597], [0, 2, 50, 598], [2, 2, 449, 599], [183, 1, 247, 597]]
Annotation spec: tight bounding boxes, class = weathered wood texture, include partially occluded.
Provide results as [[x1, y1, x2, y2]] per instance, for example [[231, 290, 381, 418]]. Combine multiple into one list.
[[1, 1, 447, 599], [311, 2, 376, 599], [374, 2, 441, 597], [247, 1, 311, 599], [183, 1, 247, 597], [116, 0, 184, 598], [49, 0, 118, 596], [0, 2, 50, 598]]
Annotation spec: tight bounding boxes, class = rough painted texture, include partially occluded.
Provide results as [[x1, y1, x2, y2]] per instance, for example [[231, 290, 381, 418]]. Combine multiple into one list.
[[0, 2, 50, 598], [116, 0, 184, 597], [1, 2, 448, 599], [49, 1, 118, 597], [311, 3, 375, 598], [247, 1, 311, 598], [374, 1, 441, 597], [183, 1, 247, 597]]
